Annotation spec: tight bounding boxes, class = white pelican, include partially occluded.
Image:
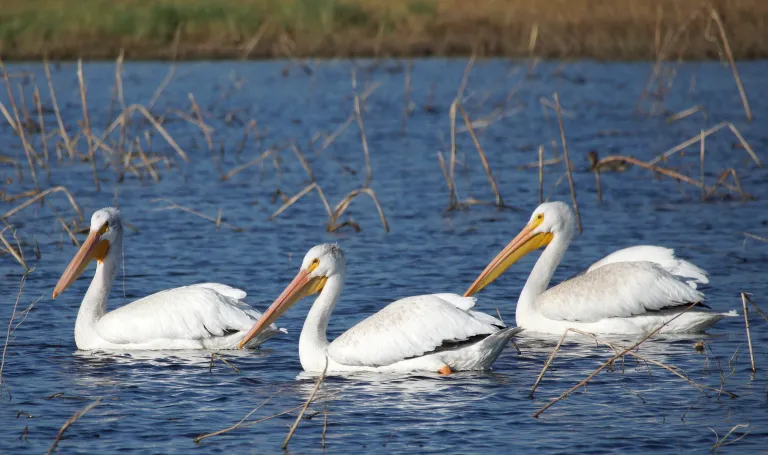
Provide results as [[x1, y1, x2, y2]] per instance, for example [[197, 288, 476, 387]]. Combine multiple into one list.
[[464, 202, 734, 335], [237, 244, 521, 374], [52, 207, 284, 350]]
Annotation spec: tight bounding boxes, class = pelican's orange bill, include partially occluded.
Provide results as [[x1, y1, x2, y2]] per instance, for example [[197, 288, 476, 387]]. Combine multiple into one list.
[[238, 269, 326, 348], [464, 221, 552, 297], [52, 224, 109, 299]]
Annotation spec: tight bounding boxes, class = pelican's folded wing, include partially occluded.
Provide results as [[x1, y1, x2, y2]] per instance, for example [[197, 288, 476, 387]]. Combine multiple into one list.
[[326, 294, 499, 367], [538, 262, 705, 323], [95, 285, 267, 344]]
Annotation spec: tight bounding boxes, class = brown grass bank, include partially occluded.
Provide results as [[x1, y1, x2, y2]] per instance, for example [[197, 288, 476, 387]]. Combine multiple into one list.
[[0, 0, 766, 60]]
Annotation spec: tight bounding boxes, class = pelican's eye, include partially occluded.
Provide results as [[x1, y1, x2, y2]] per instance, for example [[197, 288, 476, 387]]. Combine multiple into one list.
[[98, 223, 109, 235], [308, 258, 320, 272], [531, 213, 545, 228]]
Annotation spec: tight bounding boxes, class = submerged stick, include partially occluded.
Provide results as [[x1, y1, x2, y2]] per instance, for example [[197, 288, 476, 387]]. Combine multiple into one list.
[[193, 390, 282, 443], [530, 328, 569, 397], [459, 105, 504, 207], [77, 60, 99, 191], [0, 186, 83, 222], [538, 146, 544, 204], [553, 93, 581, 234], [741, 292, 755, 373], [283, 358, 328, 449], [533, 303, 699, 418], [151, 199, 243, 232], [46, 399, 102, 455], [351, 70, 372, 187], [742, 293, 768, 322], [709, 8, 752, 121]]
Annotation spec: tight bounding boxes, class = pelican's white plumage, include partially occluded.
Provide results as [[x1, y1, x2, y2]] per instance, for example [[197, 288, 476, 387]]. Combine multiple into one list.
[[465, 202, 733, 335], [238, 244, 521, 373], [53, 208, 284, 350]]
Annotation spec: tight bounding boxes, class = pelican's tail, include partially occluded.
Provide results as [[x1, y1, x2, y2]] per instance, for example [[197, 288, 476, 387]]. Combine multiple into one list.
[[445, 327, 523, 371]]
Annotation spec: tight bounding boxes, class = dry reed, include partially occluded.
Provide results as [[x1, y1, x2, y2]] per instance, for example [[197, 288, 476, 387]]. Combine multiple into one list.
[[552, 93, 581, 233], [151, 199, 243, 232], [533, 303, 702, 418], [282, 358, 328, 449], [46, 398, 102, 455], [740, 292, 755, 373]]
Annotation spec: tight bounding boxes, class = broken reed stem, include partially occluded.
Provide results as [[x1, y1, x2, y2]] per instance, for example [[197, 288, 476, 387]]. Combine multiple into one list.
[[593, 168, 603, 202], [458, 105, 504, 207], [448, 55, 475, 207], [530, 328, 569, 397], [538, 146, 544, 204], [710, 423, 750, 450], [709, 8, 752, 121], [43, 58, 74, 159], [597, 155, 709, 189], [401, 61, 411, 136], [222, 148, 276, 181], [151, 198, 243, 232], [0, 270, 32, 397], [282, 358, 328, 449], [77, 60, 99, 191], [269, 183, 318, 221], [194, 390, 282, 443], [533, 327, 738, 401], [351, 70, 372, 187], [329, 188, 389, 233], [46, 399, 102, 455], [533, 303, 699, 418], [0, 58, 39, 189], [1, 186, 83, 222], [33, 83, 49, 167], [553, 93, 581, 234], [189, 93, 213, 151], [741, 293, 756, 373], [0, 226, 29, 271], [648, 122, 760, 167], [742, 293, 768, 322], [700, 130, 706, 199]]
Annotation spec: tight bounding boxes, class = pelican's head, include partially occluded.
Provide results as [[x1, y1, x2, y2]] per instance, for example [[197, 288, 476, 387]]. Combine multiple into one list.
[[464, 202, 574, 296], [238, 244, 344, 348], [52, 207, 122, 299]]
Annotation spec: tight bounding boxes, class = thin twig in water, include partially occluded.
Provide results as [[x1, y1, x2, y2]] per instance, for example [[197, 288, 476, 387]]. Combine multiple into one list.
[[742, 293, 768, 322], [0, 270, 34, 397], [458, 105, 504, 207], [538, 146, 544, 204], [151, 199, 243, 232], [0, 226, 29, 271], [710, 423, 750, 449], [1, 186, 83, 222], [193, 389, 281, 443], [530, 328, 569, 397], [709, 8, 752, 121], [351, 70, 372, 187], [533, 303, 699, 418], [741, 293, 755, 373], [77, 60, 99, 191], [283, 357, 328, 449], [553, 93, 581, 233], [46, 399, 102, 455]]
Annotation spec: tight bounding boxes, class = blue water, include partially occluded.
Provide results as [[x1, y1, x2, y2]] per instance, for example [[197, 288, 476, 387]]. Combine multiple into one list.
[[0, 59, 767, 453]]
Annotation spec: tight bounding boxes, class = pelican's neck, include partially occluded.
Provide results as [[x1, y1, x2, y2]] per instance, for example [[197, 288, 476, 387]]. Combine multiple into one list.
[[299, 273, 344, 371], [516, 230, 572, 325], [74, 237, 121, 348]]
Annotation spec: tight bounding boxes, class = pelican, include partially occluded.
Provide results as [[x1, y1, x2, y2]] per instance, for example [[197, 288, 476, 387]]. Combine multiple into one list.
[[464, 202, 733, 335], [238, 244, 521, 374], [52, 207, 284, 350]]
